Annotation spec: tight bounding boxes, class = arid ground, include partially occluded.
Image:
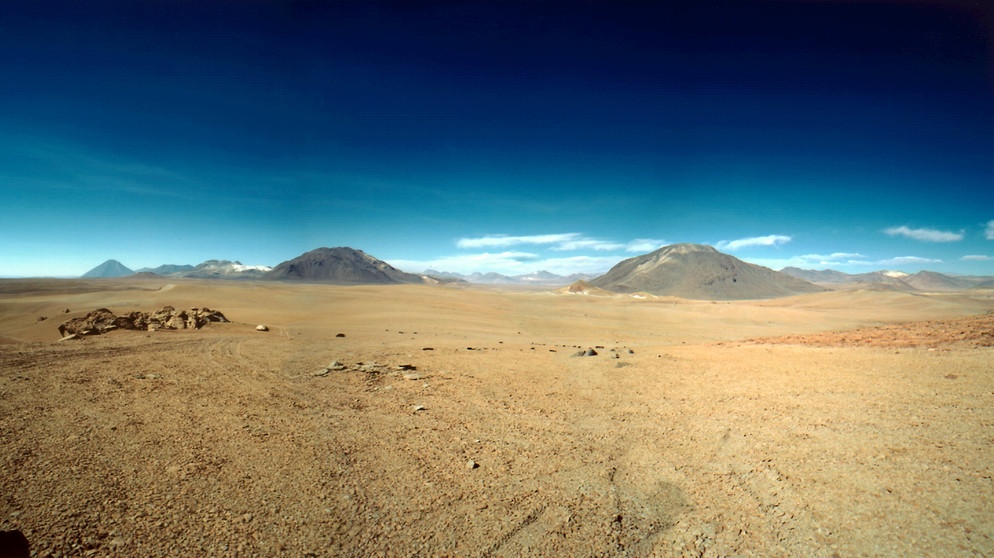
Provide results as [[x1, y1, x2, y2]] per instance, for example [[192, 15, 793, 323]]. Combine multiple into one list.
[[2, 279, 993, 557]]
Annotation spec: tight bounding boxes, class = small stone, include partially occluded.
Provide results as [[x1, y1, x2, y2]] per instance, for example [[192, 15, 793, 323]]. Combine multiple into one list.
[[314, 369, 330, 377], [412, 405, 426, 412], [466, 460, 478, 470], [422, 347, 434, 351], [256, 324, 269, 332], [403, 373, 422, 381], [242, 513, 253, 523], [396, 364, 416, 371], [336, 333, 346, 338]]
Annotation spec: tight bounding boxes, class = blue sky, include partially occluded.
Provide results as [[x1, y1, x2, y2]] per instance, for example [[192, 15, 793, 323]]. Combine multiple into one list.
[[2, 1, 993, 277]]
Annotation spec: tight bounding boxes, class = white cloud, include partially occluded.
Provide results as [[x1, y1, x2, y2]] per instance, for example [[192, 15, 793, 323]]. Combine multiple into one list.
[[552, 239, 625, 251], [387, 252, 619, 276], [456, 233, 582, 249], [878, 256, 942, 266], [985, 220, 994, 241], [716, 235, 791, 251], [884, 226, 963, 242], [457, 233, 666, 254], [962, 255, 993, 261], [625, 239, 667, 253]]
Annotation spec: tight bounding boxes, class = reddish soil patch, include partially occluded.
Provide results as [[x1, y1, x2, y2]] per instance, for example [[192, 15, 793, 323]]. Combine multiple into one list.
[[750, 312, 994, 349]]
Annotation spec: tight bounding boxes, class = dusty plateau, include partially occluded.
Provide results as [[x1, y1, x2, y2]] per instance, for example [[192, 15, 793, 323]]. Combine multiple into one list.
[[1, 278, 993, 556]]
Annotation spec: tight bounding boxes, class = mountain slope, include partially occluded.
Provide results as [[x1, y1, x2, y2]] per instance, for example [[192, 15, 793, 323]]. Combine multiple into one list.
[[81, 259, 134, 278], [263, 247, 423, 284], [589, 243, 824, 300]]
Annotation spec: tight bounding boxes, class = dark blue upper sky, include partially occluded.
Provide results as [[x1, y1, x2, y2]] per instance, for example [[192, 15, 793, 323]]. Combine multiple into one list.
[[2, 1, 993, 276]]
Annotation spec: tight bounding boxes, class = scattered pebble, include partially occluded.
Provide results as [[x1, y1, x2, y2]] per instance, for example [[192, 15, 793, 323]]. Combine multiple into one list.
[[335, 333, 346, 337], [412, 405, 426, 412], [256, 325, 269, 332], [466, 459, 478, 470]]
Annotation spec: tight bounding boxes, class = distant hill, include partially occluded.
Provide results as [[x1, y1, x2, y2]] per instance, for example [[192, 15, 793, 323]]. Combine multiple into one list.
[[899, 271, 973, 292], [589, 243, 825, 300], [81, 259, 134, 278], [264, 247, 423, 284]]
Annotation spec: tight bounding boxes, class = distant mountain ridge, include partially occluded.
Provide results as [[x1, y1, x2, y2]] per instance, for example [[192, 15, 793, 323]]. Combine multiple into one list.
[[589, 243, 825, 300], [779, 267, 979, 292], [133, 261, 271, 279]]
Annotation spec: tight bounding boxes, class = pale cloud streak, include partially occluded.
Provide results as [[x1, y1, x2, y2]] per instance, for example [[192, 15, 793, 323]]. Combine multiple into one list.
[[457, 233, 666, 253], [962, 255, 993, 261], [387, 252, 620, 276], [877, 255, 942, 265], [716, 235, 791, 251], [456, 233, 582, 249], [985, 220, 994, 240], [884, 226, 963, 242]]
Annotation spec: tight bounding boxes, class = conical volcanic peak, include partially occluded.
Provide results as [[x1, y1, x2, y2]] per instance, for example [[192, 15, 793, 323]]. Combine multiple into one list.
[[81, 259, 134, 278], [589, 243, 824, 300], [263, 247, 422, 285]]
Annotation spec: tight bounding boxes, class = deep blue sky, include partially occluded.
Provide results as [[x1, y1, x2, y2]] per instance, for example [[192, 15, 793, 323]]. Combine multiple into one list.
[[2, 0, 993, 277]]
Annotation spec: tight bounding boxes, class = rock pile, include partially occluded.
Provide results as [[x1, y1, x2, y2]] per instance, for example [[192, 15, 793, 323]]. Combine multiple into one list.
[[58, 306, 229, 337]]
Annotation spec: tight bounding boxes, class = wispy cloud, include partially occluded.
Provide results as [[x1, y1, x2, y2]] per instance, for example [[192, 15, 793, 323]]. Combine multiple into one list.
[[963, 255, 993, 261], [456, 233, 581, 249], [716, 235, 791, 251], [877, 255, 942, 266], [985, 220, 994, 241], [884, 226, 963, 242], [393, 232, 665, 275], [457, 233, 665, 253], [625, 239, 666, 253], [387, 252, 620, 276]]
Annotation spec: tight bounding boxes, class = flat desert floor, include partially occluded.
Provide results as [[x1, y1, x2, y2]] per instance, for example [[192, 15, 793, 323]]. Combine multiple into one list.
[[2, 279, 993, 557]]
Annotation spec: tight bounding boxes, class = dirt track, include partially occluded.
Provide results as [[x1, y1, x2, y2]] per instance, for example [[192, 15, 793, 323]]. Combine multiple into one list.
[[2, 280, 993, 556]]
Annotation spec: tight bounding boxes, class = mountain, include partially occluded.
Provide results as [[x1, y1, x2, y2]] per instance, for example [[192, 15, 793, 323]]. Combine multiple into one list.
[[588, 243, 825, 300], [264, 247, 423, 284], [81, 259, 134, 278], [897, 271, 972, 292], [781, 267, 979, 292]]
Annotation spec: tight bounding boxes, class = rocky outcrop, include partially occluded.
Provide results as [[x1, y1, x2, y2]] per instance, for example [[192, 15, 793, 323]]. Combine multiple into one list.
[[58, 306, 229, 337]]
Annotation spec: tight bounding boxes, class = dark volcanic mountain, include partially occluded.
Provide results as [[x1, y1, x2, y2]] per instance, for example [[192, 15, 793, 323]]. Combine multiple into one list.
[[263, 247, 423, 284], [589, 243, 825, 300], [81, 259, 134, 278]]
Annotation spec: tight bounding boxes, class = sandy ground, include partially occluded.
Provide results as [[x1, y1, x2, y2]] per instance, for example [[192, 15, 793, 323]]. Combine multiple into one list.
[[1, 279, 993, 557]]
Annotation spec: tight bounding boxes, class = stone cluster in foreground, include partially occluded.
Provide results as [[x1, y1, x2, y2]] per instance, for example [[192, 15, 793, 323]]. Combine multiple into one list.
[[58, 306, 229, 338]]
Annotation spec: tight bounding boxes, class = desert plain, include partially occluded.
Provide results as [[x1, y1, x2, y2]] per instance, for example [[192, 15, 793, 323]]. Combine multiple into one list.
[[1, 278, 993, 557]]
